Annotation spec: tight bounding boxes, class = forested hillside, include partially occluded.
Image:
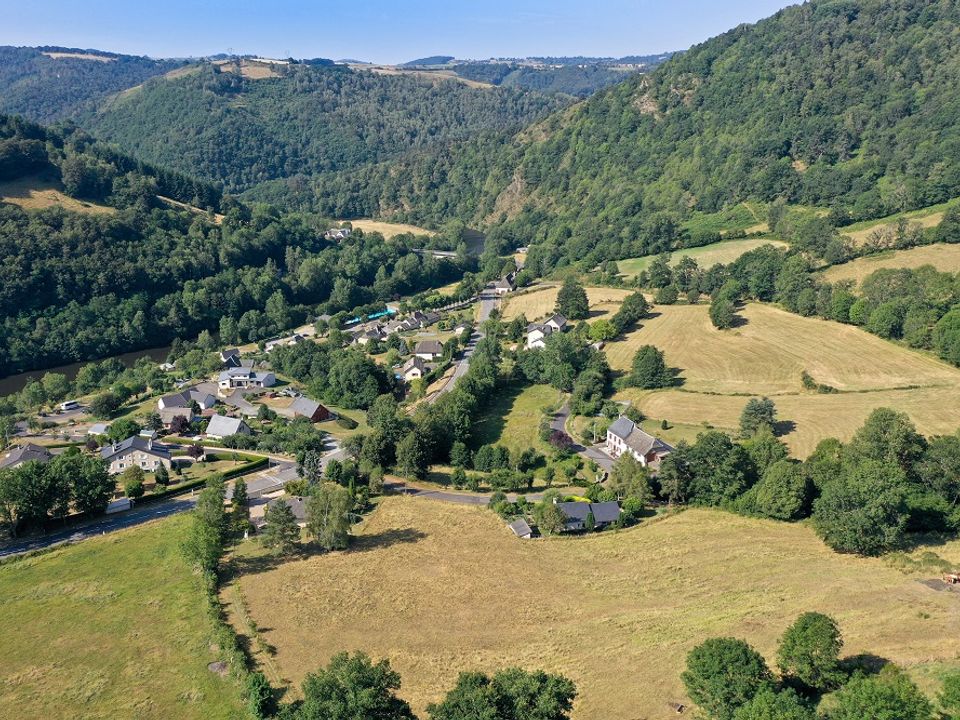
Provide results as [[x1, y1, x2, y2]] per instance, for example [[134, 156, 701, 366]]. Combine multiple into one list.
[[77, 61, 569, 193], [0, 114, 465, 375], [310, 0, 960, 270], [0, 46, 180, 123]]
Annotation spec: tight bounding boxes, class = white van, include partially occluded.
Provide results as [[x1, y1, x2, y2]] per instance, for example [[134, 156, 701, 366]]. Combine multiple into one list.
[[59, 400, 81, 411]]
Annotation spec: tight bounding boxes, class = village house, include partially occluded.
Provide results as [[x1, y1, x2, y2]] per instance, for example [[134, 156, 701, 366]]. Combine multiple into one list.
[[158, 388, 216, 411], [544, 313, 568, 333], [493, 275, 516, 296], [205, 415, 252, 440], [526, 322, 553, 349], [556, 500, 622, 532], [605, 416, 673, 467], [100, 436, 172, 475], [400, 356, 427, 382], [265, 334, 304, 353], [254, 495, 308, 530], [220, 348, 241, 366], [414, 340, 444, 361], [0, 443, 54, 470], [159, 406, 193, 428], [217, 368, 276, 393], [276, 396, 332, 423], [324, 227, 352, 241], [508, 518, 534, 539]]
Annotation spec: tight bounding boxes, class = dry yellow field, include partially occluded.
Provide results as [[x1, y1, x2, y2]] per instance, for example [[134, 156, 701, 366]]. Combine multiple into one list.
[[605, 303, 960, 455], [0, 176, 116, 215], [843, 210, 945, 246], [502, 285, 632, 322], [821, 243, 960, 284], [351, 64, 495, 89], [346, 218, 436, 238], [617, 238, 788, 277], [226, 497, 960, 720]]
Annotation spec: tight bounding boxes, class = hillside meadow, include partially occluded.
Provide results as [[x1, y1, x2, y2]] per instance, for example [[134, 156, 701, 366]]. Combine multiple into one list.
[[225, 496, 960, 720], [616, 237, 788, 277], [0, 516, 244, 720], [501, 285, 632, 322], [821, 243, 960, 285], [600, 302, 960, 455]]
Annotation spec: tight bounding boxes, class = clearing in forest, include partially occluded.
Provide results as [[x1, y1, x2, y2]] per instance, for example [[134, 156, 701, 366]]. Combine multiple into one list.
[[345, 218, 436, 238], [0, 175, 116, 215], [225, 496, 960, 720], [0, 516, 243, 720], [841, 202, 951, 245], [820, 243, 960, 284], [616, 237, 788, 277], [605, 303, 960, 455]]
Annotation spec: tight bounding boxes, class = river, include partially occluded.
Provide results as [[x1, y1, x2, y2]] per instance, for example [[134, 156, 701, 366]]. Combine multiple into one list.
[[0, 345, 172, 397]]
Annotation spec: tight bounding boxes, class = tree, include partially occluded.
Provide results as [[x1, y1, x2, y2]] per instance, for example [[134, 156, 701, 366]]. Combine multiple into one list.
[[747, 460, 810, 521], [659, 443, 694, 504], [181, 477, 226, 575], [743, 425, 788, 475], [681, 638, 773, 720], [450, 441, 472, 468], [555, 276, 589, 320], [245, 671, 276, 719], [305, 482, 353, 550], [934, 308, 960, 366], [41, 372, 71, 403], [293, 651, 415, 720], [396, 431, 430, 480], [589, 319, 617, 342], [710, 296, 737, 329], [154, 463, 170, 487], [121, 466, 145, 499], [63, 454, 114, 516], [732, 688, 814, 720], [607, 452, 652, 504], [231, 477, 249, 535], [740, 397, 776, 438], [299, 450, 325, 484], [827, 666, 933, 720], [428, 667, 577, 720], [89, 391, 121, 419], [812, 459, 909, 555], [777, 612, 844, 692], [628, 345, 673, 388], [260, 500, 300, 555], [655, 284, 679, 304], [846, 407, 925, 476], [170, 414, 190, 435], [533, 500, 567, 535], [940, 671, 960, 715], [648, 254, 673, 288]]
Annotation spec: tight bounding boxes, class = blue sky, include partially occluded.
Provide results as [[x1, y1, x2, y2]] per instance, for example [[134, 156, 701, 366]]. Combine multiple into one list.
[[1, 0, 794, 63]]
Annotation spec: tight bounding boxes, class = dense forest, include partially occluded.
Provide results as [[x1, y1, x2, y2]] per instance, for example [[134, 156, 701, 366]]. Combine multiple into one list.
[[0, 46, 180, 123], [308, 0, 960, 271], [0, 115, 466, 375], [75, 62, 569, 193]]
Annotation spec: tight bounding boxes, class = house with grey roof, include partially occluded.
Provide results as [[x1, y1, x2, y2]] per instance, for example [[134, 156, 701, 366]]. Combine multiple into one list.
[[399, 356, 427, 382], [605, 416, 673, 467], [544, 313, 568, 332], [158, 388, 217, 412], [0, 443, 54, 470], [275, 396, 332, 423], [526, 322, 554, 349], [255, 495, 308, 529], [556, 500, 622, 532], [508, 518, 534, 539], [217, 368, 276, 393], [493, 275, 516, 295], [205, 415, 252, 439], [100, 436, 172, 475], [414, 340, 444, 361], [220, 348, 241, 366]]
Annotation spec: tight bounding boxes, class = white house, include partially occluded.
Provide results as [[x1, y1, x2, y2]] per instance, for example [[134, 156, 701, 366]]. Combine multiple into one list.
[[544, 313, 568, 333], [205, 415, 252, 439], [217, 368, 276, 393], [605, 416, 673, 467], [414, 340, 444, 361], [526, 323, 553, 349], [400, 356, 427, 382], [100, 436, 172, 475]]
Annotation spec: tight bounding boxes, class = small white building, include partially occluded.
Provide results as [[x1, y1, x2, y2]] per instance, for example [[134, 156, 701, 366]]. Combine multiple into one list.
[[526, 323, 553, 349]]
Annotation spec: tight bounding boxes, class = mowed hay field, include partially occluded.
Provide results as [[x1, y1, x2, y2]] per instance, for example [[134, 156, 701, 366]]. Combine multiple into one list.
[[841, 203, 949, 246], [603, 302, 960, 455], [0, 175, 116, 215], [821, 243, 960, 284], [502, 285, 633, 322], [227, 497, 960, 720], [346, 218, 436, 238], [0, 516, 244, 720], [617, 237, 788, 277]]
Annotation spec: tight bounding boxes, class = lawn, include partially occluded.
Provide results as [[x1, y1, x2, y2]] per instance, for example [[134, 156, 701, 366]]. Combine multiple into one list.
[[469, 383, 561, 453], [0, 516, 244, 720], [316, 406, 370, 441], [616, 237, 788, 277], [605, 303, 960, 456], [345, 218, 435, 238], [501, 286, 632, 323], [225, 496, 960, 720], [820, 243, 960, 285]]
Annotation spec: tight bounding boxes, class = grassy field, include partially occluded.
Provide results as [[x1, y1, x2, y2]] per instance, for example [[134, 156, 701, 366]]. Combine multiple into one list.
[[226, 497, 960, 720], [617, 237, 788, 276], [502, 286, 632, 322], [821, 243, 960, 284], [0, 516, 244, 720], [345, 219, 436, 238], [841, 201, 952, 245], [682, 201, 768, 236], [0, 175, 116, 215], [469, 383, 561, 453], [604, 303, 960, 455]]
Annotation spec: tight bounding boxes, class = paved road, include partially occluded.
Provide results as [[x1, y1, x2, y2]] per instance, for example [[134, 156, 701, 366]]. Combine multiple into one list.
[[431, 291, 498, 401], [551, 402, 614, 473]]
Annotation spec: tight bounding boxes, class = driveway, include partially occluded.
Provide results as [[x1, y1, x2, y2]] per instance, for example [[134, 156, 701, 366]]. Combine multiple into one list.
[[430, 291, 498, 401], [551, 402, 614, 473]]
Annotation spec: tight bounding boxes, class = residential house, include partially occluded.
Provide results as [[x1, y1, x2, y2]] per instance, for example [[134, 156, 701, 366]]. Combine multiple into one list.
[[220, 348, 241, 367], [324, 227, 352, 241], [217, 368, 276, 393], [414, 340, 444, 361], [605, 416, 673, 467], [544, 313, 568, 333], [493, 275, 516, 296], [556, 500, 622, 532], [355, 328, 384, 346], [139, 429, 158, 441], [255, 496, 308, 529], [205, 415, 252, 440], [100, 436, 172, 475], [226, 464, 299, 501], [265, 334, 304, 353], [400, 356, 427, 382], [526, 322, 553, 349], [159, 406, 193, 428], [158, 388, 216, 411], [277, 397, 332, 423], [0, 443, 54, 470]]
